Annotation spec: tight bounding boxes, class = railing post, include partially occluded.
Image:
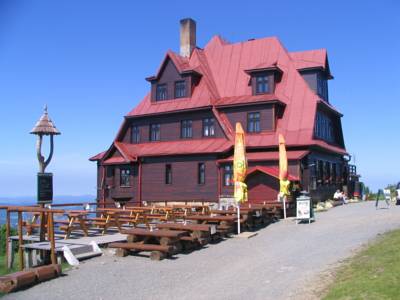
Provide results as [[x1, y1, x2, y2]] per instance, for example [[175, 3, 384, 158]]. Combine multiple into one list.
[[17, 211, 24, 270]]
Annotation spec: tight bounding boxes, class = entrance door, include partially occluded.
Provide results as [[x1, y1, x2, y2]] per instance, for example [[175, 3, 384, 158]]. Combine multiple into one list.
[[246, 171, 279, 204]]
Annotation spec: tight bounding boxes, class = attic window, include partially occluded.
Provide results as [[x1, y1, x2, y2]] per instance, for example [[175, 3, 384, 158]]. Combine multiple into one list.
[[255, 74, 269, 94], [175, 81, 186, 98], [156, 84, 168, 101]]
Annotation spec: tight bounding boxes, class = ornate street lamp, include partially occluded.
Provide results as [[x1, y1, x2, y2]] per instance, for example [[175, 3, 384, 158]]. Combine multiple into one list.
[[30, 105, 61, 204]]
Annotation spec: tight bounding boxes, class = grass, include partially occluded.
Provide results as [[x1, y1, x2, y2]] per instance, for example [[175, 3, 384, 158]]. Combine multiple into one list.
[[0, 254, 18, 276], [323, 229, 400, 300]]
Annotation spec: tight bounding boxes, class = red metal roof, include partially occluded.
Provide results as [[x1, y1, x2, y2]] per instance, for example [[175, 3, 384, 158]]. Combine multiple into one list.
[[103, 156, 129, 165], [114, 139, 232, 157], [218, 150, 309, 163], [247, 166, 299, 181], [89, 151, 106, 161], [289, 49, 327, 70], [93, 34, 346, 162]]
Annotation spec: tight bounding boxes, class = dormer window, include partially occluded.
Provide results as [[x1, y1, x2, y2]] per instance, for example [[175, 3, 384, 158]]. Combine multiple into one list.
[[255, 74, 269, 94], [156, 84, 168, 101], [175, 81, 186, 98]]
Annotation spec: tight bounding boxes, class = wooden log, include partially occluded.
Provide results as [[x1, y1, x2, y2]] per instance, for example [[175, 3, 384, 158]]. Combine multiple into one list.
[[34, 264, 61, 282], [0, 270, 36, 293]]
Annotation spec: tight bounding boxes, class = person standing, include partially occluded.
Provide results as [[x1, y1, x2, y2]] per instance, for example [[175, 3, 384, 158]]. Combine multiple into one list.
[[376, 189, 390, 209], [396, 182, 400, 206]]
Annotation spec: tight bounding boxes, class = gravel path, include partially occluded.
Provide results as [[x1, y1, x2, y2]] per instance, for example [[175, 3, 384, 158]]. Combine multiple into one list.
[[7, 201, 400, 300]]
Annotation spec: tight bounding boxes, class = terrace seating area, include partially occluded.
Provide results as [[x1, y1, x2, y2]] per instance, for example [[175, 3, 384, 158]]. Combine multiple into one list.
[[1, 201, 285, 269]]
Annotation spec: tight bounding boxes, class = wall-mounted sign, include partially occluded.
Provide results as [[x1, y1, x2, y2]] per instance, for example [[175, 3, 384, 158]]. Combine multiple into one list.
[[37, 173, 53, 204]]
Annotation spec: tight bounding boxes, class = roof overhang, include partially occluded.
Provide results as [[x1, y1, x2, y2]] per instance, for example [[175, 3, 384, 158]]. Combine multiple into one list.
[[246, 166, 299, 181], [218, 150, 309, 163]]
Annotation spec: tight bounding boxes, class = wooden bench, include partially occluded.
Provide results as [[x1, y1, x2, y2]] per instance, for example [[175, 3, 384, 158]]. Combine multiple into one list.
[[109, 242, 172, 260], [121, 228, 188, 255], [156, 223, 214, 247]]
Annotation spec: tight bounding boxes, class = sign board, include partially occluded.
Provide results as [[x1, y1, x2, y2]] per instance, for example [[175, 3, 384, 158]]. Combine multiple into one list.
[[37, 173, 53, 204], [219, 195, 235, 210], [296, 199, 310, 219], [296, 192, 314, 224]]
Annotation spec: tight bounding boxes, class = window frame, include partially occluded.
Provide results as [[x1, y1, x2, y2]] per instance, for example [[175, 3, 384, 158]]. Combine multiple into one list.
[[174, 80, 186, 98], [223, 164, 233, 186], [180, 120, 193, 139], [202, 118, 215, 137], [120, 167, 131, 187], [149, 123, 161, 141], [165, 164, 172, 185], [247, 112, 261, 133], [198, 163, 206, 185], [131, 125, 140, 144], [255, 74, 269, 94], [156, 83, 168, 101]]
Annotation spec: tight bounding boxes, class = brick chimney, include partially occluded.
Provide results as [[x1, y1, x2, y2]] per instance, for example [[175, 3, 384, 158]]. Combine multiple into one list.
[[180, 18, 196, 58]]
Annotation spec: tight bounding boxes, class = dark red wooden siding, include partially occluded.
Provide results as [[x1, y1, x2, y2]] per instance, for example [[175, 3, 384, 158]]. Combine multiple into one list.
[[141, 155, 219, 202], [246, 172, 280, 203], [122, 110, 225, 143], [221, 104, 275, 132]]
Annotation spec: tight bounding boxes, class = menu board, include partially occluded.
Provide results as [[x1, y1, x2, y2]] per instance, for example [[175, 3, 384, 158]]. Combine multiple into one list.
[[296, 199, 310, 219], [37, 173, 53, 204]]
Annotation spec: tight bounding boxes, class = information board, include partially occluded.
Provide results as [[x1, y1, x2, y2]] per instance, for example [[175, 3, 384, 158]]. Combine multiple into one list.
[[37, 173, 53, 204], [296, 199, 310, 219]]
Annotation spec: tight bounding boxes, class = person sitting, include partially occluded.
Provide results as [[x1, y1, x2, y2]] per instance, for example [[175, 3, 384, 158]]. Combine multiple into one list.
[[333, 190, 347, 205]]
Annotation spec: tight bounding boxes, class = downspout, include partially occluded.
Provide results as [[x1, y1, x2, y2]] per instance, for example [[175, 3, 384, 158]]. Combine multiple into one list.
[[216, 162, 221, 199], [100, 163, 106, 209], [138, 159, 142, 206]]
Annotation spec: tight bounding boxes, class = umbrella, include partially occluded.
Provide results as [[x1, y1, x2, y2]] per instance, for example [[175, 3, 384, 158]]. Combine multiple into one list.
[[233, 122, 248, 234], [279, 134, 290, 219]]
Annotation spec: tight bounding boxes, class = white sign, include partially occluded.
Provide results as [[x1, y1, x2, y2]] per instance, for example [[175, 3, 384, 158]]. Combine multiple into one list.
[[296, 199, 310, 219], [219, 195, 235, 209]]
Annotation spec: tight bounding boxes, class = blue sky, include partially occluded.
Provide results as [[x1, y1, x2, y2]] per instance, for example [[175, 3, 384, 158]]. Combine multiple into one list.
[[0, 0, 399, 197]]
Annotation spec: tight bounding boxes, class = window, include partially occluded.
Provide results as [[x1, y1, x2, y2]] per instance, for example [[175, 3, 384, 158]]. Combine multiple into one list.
[[120, 168, 131, 187], [202, 118, 215, 137], [165, 164, 172, 184], [325, 162, 331, 184], [181, 120, 192, 138], [255, 74, 269, 94], [223, 165, 233, 186], [314, 111, 334, 143], [247, 112, 261, 133], [198, 163, 205, 185], [175, 81, 186, 98], [317, 160, 324, 184], [106, 166, 114, 178], [156, 84, 168, 101], [332, 163, 337, 183], [150, 124, 160, 141], [131, 125, 140, 143]]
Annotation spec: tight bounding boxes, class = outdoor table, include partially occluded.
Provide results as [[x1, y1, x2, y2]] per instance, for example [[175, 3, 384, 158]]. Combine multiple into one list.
[[156, 222, 215, 246], [121, 228, 189, 252], [61, 211, 89, 239]]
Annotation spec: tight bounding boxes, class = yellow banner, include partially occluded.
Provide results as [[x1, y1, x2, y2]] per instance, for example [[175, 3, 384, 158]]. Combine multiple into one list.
[[233, 123, 247, 203]]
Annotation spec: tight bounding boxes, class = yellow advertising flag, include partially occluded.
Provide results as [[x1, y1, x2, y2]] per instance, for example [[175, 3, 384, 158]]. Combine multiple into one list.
[[278, 133, 290, 196], [233, 123, 248, 203]]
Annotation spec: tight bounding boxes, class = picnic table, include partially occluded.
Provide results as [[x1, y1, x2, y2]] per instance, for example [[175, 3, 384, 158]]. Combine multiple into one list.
[[58, 211, 89, 239], [110, 228, 189, 260], [184, 215, 236, 236], [156, 222, 215, 247]]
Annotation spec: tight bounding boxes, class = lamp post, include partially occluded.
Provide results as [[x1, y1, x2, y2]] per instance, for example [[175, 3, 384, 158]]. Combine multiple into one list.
[[30, 105, 60, 242]]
